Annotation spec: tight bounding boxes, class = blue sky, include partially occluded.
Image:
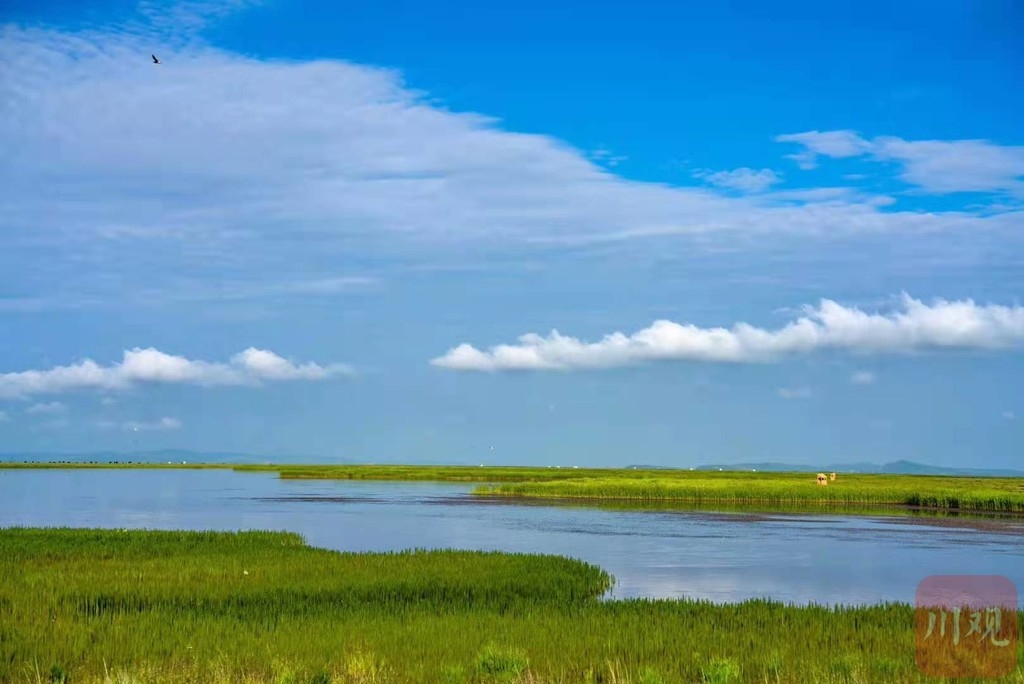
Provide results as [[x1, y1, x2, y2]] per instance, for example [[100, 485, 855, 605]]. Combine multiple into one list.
[[1, 0, 1022, 467]]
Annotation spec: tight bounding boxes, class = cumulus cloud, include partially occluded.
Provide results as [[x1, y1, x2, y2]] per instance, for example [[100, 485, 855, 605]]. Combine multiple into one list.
[[696, 168, 781, 193], [777, 387, 811, 399], [850, 371, 875, 385], [0, 348, 352, 399], [431, 294, 1024, 371], [776, 130, 1024, 195], [25, 401, 67, 415]]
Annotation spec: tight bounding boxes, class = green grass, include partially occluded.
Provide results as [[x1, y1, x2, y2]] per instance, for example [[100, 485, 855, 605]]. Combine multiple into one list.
[[491, 495, 1024, 521], [237, 464, 619, 483], [2, 528, 1022, 684], [472, 471, 1024, 514]]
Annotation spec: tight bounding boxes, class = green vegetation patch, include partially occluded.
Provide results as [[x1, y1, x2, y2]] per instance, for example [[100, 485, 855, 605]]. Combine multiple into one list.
[[473, 472, 1024, 514], [3, 528, 1023, 683], [241, 464, 617, 483]]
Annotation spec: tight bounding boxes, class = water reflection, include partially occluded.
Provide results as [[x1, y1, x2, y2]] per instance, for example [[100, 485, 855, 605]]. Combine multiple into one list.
[[1, 468, 1022, 606]]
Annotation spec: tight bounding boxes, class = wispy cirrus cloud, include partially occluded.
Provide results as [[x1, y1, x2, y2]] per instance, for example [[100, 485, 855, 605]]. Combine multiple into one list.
[[134, 0, 265, 38], [850, 371, 875, 385], [776, 130, 1024, 196], [589, 148, 627, 167], [0, 348, 352, 399], [775, 131, 875, 169], [94, 416, 183, 431], [2, 10, 1022, 316], [777, 387, 812, 399], [431, 294, 1024, 371], [122, 417, 183, 432], [695, 167, 781, 193], [0, 276, 379, 313], [25, 401, 67, 415]]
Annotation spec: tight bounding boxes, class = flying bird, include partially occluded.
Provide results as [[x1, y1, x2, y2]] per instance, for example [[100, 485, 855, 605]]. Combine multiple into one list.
[[152, 54, 161, 64]]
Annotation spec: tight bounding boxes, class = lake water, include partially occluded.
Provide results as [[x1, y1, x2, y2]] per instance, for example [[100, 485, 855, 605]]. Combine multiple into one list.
[[2, 468, 1023, 606]]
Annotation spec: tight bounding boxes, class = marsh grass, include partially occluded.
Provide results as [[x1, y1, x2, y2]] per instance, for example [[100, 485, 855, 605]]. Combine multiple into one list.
[[2, 528, 1023, 683], [472, 472, 1024, 514], [245, 464, 619, 483]]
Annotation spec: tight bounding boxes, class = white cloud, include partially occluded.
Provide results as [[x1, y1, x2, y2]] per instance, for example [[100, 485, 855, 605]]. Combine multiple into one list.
[[122, 417, 183, 432], [431, 294, 1024, 371], [0, 276, 379, 313], [589, 149, 627, 167], [96, 416, 183, 431], [872, 137, 1024, 195], [1004, 411, 1016, 421], [774, 130, 874, 169], [0, 348, 352, 399], [0, 410, 8, 422], [0, 14, 1020, 316], [850, 371, 875, 385], [135, 276, 381, 305], [696, 168, 781, 193], [777, 387, 811, 399], [133, 0, 264, 39], [230, 348, 336, 380], [776, 130, 1024, 195], [25, 401, 67, 415]]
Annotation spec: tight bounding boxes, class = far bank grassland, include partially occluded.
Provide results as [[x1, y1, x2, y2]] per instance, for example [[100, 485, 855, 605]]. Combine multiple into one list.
[[3, 528, 1022, 684]]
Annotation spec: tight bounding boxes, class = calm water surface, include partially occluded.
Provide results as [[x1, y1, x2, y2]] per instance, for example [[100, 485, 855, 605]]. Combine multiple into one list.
[[2, 468, 1023, 606]]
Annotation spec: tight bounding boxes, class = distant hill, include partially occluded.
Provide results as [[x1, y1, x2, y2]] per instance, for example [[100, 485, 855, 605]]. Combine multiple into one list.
[[0, 450, 484, 467], [3, 453, 1021, 477], [0, 450, 330, 465], [668, 459, 1024, 478]]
